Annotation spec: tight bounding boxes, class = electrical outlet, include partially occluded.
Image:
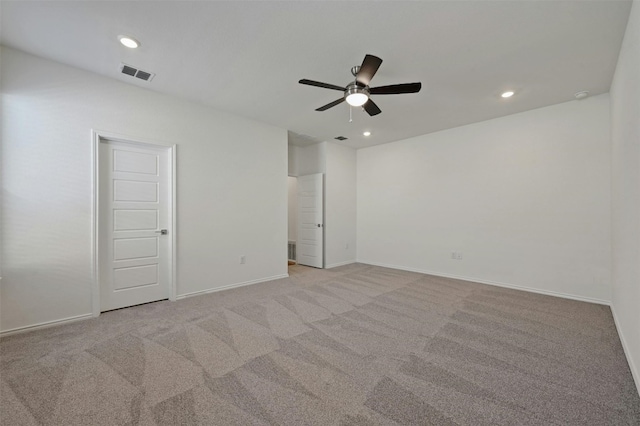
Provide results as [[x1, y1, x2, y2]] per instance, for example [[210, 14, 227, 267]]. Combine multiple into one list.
[[456, 252, 463, 260], [240, 255, 246, 264]]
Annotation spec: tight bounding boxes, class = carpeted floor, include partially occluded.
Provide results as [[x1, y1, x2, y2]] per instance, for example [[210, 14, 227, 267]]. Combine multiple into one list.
[[1, 263, 639, 425]]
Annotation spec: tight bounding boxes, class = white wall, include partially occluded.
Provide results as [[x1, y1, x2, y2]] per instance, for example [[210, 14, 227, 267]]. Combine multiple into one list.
[[1, 47, 288, 333], [358, 95, 611, 303], [288, 144, 299, 177], [294, 143, 325, 177], [611, 0, 640, 391], [287, 176, 298, 243], [325, 142, 357, 268]]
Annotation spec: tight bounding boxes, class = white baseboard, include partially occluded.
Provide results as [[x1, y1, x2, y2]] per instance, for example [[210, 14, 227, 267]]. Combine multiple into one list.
[[357, 260, 611, 306], [0, 313, 94, 338], [325, 260, 356, 269], [176, 273, 289, 300], [610, 305, 640, 395], [1, 274, 290, 336]]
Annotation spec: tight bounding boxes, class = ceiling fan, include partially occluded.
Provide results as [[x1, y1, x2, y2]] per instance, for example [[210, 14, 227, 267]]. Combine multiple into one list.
[[299, 54, 422, 116]]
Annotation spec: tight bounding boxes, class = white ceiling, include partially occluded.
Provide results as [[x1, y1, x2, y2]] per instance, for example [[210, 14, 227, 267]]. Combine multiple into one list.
[[1, 1, 632, 149]]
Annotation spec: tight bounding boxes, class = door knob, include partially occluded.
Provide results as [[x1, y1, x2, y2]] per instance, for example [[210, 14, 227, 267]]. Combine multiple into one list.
[[155, 229, 168, 235], [317, 224, 323, 228]]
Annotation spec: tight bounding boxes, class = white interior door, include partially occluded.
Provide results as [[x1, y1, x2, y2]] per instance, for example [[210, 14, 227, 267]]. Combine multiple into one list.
[[297, 173, 323, 268], [98, 139, 172, 311]]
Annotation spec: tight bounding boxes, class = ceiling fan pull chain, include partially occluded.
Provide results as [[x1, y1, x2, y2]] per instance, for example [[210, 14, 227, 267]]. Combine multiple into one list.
[[349, 105, 353, 123]]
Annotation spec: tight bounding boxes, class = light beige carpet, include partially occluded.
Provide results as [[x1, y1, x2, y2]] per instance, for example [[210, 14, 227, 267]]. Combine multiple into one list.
[[1, 263, 639, 425]]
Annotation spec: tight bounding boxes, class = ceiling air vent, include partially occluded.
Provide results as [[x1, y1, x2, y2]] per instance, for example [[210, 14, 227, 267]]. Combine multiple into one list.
[[334, 136, 348, 141], [119, 63, 155, 82]]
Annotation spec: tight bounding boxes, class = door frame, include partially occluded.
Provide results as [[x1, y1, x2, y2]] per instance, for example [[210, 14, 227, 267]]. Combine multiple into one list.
[[91, 129, 177, 317]]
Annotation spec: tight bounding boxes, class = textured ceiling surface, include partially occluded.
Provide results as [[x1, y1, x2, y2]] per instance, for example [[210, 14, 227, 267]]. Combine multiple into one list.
[[1, 1, 632, 148]]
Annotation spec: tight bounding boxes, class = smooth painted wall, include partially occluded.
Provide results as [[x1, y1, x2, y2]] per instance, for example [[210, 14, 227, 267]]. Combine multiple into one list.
[[288, 144, 299, 177], [611, 0, 640, 390], [1, 47, 288, 332], [294, 143, 325, 177], [324, 142, 357, 268], [357, 95, 611, 303]]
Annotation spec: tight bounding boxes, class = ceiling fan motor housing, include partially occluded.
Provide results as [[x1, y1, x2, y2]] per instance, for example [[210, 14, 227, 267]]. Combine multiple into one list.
[[345, 83, 370, 97]]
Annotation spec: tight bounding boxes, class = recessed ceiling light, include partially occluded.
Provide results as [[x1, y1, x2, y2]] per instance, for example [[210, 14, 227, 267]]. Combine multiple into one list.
[[501, 91, 515, 98], [574, 91, 589, 100], [118, 35, 140, 49], [363, 131, 371, 137]]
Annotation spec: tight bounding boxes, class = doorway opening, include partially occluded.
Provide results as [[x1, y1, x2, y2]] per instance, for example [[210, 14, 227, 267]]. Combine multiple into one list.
[[288, 176, 298, 266]]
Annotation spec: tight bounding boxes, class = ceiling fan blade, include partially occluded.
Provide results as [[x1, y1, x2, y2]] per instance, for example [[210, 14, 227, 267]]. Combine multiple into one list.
[[370, 82, 422, 95], [316, 97, 345, 111], [363, 99, 382, 116], [356, 54, 383, 87], [299, 79, 345, 91]]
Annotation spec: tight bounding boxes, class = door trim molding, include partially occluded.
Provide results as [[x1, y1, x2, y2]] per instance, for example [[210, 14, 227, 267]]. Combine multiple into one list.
[[91, 129, 177, 318]]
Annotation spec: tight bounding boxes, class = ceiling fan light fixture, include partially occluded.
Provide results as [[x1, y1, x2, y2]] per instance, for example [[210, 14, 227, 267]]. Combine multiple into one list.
[[345, 85, 369, 107], [346, 92, 368, 107]]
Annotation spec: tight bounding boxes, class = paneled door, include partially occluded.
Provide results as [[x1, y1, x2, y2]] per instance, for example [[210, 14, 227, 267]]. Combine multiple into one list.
[[297, 173, 323, 268], [98, 139, 172, 311]]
